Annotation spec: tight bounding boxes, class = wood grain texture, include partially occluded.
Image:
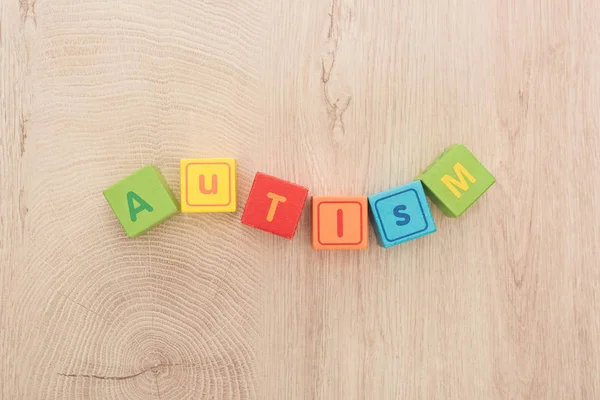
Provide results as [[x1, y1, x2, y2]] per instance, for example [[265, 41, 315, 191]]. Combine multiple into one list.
[[2, 0, 600, 399]]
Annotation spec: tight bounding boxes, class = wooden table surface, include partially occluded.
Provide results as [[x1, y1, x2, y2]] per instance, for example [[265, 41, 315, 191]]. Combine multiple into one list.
[[2, 0, 599, 399]]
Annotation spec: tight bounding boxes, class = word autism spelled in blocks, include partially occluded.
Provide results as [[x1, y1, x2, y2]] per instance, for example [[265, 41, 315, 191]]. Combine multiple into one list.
[[103, 165, 179, 237], [102, 144, 495, 246], [180, 158, 237, 213], [312, 196, 369, 250], [241, 172, 309, 239], [369, 181, 436, 248], [418, 144, 495, 217]]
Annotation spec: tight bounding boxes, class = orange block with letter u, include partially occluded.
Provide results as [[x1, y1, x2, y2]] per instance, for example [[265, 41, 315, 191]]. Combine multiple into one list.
[[180, 158, 237, 213]]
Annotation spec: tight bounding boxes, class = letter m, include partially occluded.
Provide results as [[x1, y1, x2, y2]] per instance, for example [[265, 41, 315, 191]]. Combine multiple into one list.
[[441, 162, 476, 198]]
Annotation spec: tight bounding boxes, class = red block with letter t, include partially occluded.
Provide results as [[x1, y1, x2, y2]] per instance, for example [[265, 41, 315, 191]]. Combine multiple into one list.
[[241, 172, 309, 239]]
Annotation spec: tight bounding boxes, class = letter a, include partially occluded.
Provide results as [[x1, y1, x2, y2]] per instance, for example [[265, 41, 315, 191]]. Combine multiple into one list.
[[441, 162, 476, 198], [199, 174, 218, 194], [266, 193, 286, 222], [127, 191, 154, 222]]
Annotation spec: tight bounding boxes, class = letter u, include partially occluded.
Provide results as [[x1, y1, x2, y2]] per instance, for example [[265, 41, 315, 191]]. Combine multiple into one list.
[[199, 174, 218, 194]]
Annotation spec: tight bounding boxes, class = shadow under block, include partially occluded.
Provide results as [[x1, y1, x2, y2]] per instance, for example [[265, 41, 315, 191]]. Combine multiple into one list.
[[417, 144, 496, 217], [103, 165, 179, 237], [180, 158, 237, 213], [312, 196, 368, 250], [241, 172, 309, 239], [368, 181, 436, 248]]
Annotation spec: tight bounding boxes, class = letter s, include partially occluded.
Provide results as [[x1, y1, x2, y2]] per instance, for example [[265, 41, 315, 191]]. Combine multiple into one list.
[[393, 204, 411, 226]]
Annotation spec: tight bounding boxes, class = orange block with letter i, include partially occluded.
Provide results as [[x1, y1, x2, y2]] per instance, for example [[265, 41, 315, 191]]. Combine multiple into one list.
[[180, 158, 237, 213], [312, 196, 368, 250]]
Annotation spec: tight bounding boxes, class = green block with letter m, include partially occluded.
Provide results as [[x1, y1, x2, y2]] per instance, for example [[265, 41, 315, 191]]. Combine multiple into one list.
[[417, 144, 495, 217]]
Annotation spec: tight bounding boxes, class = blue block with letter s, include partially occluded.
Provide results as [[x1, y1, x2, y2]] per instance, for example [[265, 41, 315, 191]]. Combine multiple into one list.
[[368, 181, 437, 248]]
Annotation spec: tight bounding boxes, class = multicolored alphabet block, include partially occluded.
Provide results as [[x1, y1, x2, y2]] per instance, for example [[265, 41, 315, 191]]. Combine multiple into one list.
[[103, 165, 179, 237], [241, 172, 309, 239], [180, 158, 237, 213], [368, 181, 436, 248], [312, 196, 368, 250], [418, 144, 495, 217]]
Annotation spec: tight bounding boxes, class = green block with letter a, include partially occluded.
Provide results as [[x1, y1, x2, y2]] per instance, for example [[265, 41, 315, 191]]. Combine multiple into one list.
[[103, 165, 179, 237], [417, 144, 495, 217]]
